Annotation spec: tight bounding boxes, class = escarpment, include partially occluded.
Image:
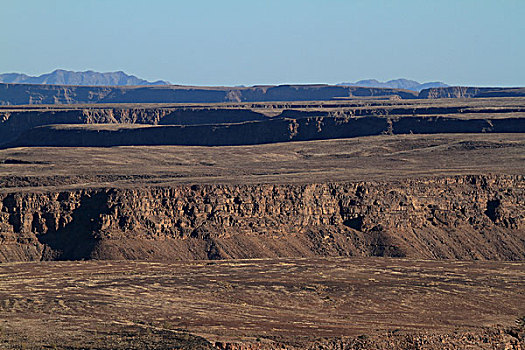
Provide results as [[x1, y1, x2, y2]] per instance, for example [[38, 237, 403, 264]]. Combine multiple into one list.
[[2, 97, 524, 147], [5, 115, 525, 148], [0, 175, 523, 262], [2, 99, 524, 147]]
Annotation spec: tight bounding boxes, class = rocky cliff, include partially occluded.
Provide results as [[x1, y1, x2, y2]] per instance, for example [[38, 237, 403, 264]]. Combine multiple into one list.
[[0, 107, 268, 145], [2, 102, 524, 147], [5, 115, 525, 148], [0, 175, 523, 262]]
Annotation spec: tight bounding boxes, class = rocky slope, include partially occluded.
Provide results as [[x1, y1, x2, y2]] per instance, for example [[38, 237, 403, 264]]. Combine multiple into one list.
[[0, 175, 523, 262], [220, 329, 525, 350]]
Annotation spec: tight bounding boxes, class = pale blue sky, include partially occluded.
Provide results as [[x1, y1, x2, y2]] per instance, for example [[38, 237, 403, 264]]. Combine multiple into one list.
[[2, 0, 524, 86]]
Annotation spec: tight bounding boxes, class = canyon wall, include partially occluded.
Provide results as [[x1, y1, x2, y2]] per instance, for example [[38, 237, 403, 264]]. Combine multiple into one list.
[[0, 175, 523, 262], [2, 103, 523, 147], [5, 116, 525, 148]]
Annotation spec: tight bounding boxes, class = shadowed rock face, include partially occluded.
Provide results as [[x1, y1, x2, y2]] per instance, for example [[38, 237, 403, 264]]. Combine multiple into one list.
[[1, 98, 524, 147], [0, 175, 523, 262], [4, 115, 524, 148]]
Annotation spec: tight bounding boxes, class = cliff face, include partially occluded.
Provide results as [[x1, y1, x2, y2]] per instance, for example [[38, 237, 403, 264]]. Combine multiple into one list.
[[2, 103, 524, 147], [1, 175, 523, 262], [6, 115, 525, 148], [0, 108, 166, 145]]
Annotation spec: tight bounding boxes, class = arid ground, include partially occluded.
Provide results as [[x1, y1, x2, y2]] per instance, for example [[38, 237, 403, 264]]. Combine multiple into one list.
[[0, 96, 524, 349], [0, 258, 524, 349]]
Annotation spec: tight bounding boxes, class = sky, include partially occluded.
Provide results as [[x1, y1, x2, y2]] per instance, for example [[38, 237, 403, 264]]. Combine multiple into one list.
[[1, 0, 524, 86]]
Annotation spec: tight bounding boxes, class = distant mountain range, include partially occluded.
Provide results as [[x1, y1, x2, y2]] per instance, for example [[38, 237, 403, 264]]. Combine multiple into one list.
[[0, 70, 449, 91], [0, 69, 170, 86], [339, 79, 448, 91]]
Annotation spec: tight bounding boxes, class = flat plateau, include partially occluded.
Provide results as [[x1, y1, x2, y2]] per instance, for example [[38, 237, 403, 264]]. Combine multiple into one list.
[[1, 133, 524, 191]]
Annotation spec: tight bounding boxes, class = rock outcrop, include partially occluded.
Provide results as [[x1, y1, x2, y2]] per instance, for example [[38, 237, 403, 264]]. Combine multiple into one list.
[[1, 175, 523, 262]]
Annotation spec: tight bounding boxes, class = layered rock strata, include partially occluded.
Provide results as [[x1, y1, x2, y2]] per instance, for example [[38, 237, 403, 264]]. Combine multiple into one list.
[[0, 175, 523, 262]]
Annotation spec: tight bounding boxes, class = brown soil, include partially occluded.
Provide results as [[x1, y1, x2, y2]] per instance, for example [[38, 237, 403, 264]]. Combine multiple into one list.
[[0, 133, 524, 190], [0, 258, 523, 349]]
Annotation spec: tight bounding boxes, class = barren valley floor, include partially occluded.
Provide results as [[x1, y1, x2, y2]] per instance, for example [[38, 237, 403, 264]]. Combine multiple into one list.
[[0, 258, 524, 349]]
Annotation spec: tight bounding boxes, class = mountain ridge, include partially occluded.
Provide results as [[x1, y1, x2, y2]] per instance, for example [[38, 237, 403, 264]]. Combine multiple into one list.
[[340, 78, 448, 91], [0, 69, 170, 86]]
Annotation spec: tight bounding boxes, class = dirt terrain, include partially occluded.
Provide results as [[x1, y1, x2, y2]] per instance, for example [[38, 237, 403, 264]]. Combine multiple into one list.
[[0, 258, 523, 349], [1, 133, 524, 189]]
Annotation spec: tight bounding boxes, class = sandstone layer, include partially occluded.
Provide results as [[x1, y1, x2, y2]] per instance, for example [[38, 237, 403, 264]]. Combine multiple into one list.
[[0, 175, 523, 262]]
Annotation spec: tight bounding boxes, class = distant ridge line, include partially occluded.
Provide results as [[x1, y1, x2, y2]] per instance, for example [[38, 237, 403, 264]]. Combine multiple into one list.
[[339, 79, 448, 91], [0, 69, 170, 86], [0, 82, 524, 105]]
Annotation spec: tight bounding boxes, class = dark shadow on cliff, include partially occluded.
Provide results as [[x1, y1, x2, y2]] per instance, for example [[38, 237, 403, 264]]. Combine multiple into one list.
[[38, 191, 111, 260]]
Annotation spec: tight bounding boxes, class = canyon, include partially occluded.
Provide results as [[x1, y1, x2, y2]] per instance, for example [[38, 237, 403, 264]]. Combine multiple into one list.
[[1, 97, 524, 147], [0, 94, 524, 349]]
